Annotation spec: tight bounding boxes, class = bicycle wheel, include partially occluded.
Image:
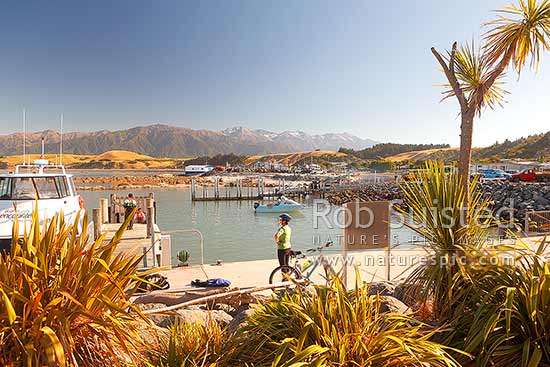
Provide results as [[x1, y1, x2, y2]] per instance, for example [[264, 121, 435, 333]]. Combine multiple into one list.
[[269, 265, 301, 284]]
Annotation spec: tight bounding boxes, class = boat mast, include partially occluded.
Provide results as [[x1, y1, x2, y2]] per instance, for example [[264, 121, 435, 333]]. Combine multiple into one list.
[[22, 108, 26, 164], [59, 114, 63, 165]]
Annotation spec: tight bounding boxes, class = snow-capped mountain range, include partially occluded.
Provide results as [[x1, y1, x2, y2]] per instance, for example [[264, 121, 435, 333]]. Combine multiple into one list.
[[0, 124, 377, 157]]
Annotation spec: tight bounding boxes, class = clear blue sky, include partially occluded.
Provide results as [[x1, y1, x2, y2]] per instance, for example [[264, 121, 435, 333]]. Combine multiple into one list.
[[0, 0, 548, 147]]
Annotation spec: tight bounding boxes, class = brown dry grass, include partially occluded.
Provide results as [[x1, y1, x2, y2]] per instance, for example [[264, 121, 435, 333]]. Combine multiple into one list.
[[2, 153, 93, 167], [1, 151, 188, 170], [385, 148, 458, 162], [94, 150, 155, 161], [2, 149, 349, 170], [244, 150, 347, 166]]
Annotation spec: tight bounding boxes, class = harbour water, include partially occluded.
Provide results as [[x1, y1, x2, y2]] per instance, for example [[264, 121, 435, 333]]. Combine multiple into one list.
[[81, 187, 421, 265]]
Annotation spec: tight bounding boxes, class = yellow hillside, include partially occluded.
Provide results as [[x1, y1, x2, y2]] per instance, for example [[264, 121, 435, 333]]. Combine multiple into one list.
[[385, 148, 458, 162], [1, 149, 351, 170], [2, 153, 93, 167], [244, 150, 348, 166], [95, 150, 155, 161], [1, 151, 185, 170]]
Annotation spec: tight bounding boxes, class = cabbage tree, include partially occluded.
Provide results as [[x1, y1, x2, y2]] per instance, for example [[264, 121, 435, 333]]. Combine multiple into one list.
[[432, 0, 550, 205]]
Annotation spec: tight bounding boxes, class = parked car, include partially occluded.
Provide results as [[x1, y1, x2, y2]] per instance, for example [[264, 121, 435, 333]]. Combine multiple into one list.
[[511, 169, 550, 182], [477, 169, 511, 180]]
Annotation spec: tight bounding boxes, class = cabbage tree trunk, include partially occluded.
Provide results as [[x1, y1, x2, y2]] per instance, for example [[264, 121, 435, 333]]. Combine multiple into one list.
[[431, 43, 472, 208], [458, 109, 475, 207], [432, 42, 515, 209]]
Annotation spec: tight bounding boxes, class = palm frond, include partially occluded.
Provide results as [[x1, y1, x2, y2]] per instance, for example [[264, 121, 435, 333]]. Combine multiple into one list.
[[440, 41, 508, 115], [484, 0, 550, 73]]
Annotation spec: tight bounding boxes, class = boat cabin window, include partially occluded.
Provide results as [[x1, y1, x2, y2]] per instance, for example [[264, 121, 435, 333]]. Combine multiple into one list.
[[0, 176, 72, 200], [34, 177, 60, 199], [0, 177, 12, 199], [55, 176, 69, 197], [12, 178, 36, 200]]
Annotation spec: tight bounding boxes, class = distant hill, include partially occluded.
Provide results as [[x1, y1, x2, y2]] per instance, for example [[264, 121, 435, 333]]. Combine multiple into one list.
[[0, 150, 358, 170], [383, 132, 550, 163], [340, 143, 451, 160], [475, 132, 550, 161], [385, 148, 458, 162], [0, 124, 377, 158], [1, 151, 185, 170], [243, 150, 363, 168]]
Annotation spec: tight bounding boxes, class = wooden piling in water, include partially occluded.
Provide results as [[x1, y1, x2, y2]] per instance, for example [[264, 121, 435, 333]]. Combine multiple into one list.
[[99, 198, 109, 224], [189, 174, 316, 202], [214, 177, 220, 199], [93, 208, 101, 240], [146, 197, 155, 238], [109, 194, 117, 224]]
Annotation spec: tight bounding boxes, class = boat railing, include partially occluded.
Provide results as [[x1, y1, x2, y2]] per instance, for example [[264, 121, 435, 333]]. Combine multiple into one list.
[[15, 164, 67, 175]]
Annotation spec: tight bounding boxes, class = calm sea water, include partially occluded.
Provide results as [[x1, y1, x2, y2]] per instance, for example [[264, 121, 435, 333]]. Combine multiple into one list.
[[80, 187, 420, 265], [0, 168, 418, 265]]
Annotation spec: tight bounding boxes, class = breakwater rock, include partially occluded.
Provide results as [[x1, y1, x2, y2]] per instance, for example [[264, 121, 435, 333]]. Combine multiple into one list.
[[324, 183, 403, 206], [74, 174, 214, 190], [325, 181, 550, 227], [480, 181, 550, 220]]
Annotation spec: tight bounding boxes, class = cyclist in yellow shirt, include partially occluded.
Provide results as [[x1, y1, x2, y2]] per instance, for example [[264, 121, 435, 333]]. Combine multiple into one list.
[[274, 213, 292, 269]]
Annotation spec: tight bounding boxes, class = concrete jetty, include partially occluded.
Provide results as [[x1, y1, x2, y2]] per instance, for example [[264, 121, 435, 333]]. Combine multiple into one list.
[[160, 235, 549, 292], [92, 194, 172, 270], [160, 247, 428, 291], [101, 223, 168, 269]]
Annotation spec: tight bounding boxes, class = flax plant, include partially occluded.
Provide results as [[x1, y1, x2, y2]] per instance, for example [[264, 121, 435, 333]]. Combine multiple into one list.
[[397, 161, 494, 318], [230, 273, 464, 366], [150, 317, 226, 367], [445, 237, 550, 366], [0, 206, 153, 366]]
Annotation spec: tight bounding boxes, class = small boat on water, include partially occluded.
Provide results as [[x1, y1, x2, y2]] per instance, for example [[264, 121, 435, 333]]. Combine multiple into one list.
[[0, 160, 85, 252], [184, 165, 215, 176], [254, 196, 305, 213]]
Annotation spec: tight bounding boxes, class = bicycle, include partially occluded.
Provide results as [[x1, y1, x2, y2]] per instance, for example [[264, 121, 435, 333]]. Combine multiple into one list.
[[269, 241, 335, 285]]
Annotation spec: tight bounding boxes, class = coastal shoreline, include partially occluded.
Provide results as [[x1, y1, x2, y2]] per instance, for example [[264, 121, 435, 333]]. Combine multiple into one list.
[[73, 172, 326, 191]]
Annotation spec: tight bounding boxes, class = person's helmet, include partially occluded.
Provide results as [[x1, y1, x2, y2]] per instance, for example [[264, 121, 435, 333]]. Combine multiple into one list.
[[279, 213, 292, 222]]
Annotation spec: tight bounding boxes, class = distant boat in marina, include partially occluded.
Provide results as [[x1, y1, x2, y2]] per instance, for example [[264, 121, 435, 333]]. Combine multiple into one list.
[[184, 164, 215, 176], [254, 196, 305, 213]]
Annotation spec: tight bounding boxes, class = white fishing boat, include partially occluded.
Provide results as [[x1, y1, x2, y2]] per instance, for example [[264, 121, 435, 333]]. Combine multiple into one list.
[[253, 196, 305, 213], [184, 164, 215, 176], [0, 160, 85, 252]]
